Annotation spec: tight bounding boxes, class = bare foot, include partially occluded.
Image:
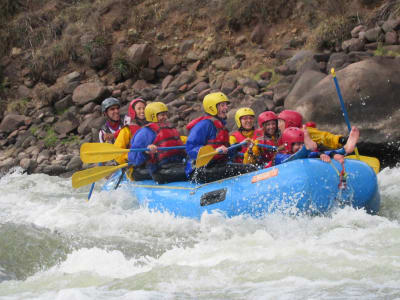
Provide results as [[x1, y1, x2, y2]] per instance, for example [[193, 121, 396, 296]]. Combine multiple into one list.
[[303, 125, 317, 151], [344, 126, 360, 154]]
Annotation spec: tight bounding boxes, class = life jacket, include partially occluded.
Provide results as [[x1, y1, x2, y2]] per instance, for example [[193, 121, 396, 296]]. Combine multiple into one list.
[[187, 115, 229, 161], [100, 119, 123, 144], [231, 130, 253, 163], [253, 129, 278, 164], [113, 124, 141, 141], [147, 122, 185, 163]]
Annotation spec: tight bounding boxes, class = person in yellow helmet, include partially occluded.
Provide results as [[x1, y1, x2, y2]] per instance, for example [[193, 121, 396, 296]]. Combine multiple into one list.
[[229, 107, 256, 163], [185, 92, 256, 183], [128, 102, 186, 183]]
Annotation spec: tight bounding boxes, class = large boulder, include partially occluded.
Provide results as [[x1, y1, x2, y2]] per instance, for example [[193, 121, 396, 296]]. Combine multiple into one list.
[[285, 70, 327, 109], [285, 57, 400, 149], [72, 82, 108, 106]]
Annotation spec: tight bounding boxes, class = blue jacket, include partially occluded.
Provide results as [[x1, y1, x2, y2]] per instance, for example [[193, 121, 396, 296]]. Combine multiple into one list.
[[185, 119, 237, 177], [128, 127, 183, 175], [275, 146, 346, 165]]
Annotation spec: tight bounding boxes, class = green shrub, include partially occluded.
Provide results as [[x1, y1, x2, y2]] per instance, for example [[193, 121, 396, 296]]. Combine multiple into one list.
[[43, 127, 58, 148], [307, 16, 356, 50]]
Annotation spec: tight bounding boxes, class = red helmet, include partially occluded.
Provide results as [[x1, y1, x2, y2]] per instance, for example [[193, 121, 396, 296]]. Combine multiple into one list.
[[258, 111, 278, 128], [281, 127, 304, 153], [305, 121, 316, 128], [128, 98, 145, 119], [278, 110, 303, 129]]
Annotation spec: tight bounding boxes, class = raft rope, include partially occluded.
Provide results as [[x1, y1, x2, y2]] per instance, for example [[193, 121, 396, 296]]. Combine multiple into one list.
[[329, 160, 348, 189], [338, 161, 348, 190]]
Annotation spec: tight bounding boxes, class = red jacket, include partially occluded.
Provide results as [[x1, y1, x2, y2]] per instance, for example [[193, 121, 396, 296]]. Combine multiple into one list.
[[147, 122, 184, 162]]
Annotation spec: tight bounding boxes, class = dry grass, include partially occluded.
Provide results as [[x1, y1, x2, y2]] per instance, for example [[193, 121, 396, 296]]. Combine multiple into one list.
[[307, 15, 356, 50]]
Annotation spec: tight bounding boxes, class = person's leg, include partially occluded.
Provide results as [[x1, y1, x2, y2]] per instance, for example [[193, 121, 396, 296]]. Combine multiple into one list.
[[303, 125, 317, 151], [344, 126, 360, 154]]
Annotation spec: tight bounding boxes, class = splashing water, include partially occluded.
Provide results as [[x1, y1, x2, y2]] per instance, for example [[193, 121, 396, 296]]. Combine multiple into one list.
[[0, 167, 399, 299]]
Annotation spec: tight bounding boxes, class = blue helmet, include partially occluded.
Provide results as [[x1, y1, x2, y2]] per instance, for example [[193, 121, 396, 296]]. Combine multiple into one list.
[[101, 97, 120, 113]]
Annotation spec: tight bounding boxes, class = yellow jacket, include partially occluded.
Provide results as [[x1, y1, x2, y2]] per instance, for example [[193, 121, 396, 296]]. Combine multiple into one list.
[[114, 127, 132, 165], [306, 127, 343, 149]]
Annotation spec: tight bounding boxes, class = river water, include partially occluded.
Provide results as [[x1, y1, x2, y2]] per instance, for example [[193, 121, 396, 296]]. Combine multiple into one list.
[[0, 166, 399, 299]]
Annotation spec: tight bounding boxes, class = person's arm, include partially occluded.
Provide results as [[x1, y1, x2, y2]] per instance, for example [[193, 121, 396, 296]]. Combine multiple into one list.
[[128, 128, 156, 167], [282, 145, 311, 163], [114, 127, 131, 164], [307, 127, 342, 149], [185, 120, 215, 160]]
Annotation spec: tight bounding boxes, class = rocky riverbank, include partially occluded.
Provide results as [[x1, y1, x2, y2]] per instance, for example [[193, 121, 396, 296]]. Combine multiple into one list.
[[1, 1, 400, 177]]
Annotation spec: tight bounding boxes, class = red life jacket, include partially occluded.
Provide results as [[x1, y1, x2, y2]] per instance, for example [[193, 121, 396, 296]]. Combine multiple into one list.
[[147, 122, 185, 163], [187, 116, 229, 161], [253, 129, 278, 164], [231, 130, 253, 163]]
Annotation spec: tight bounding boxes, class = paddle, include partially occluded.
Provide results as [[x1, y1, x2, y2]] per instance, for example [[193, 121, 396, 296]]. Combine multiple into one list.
[[80, 143, 186, 163], [87, 162, 101, 201], [331, 68, 380, 174], [72, 163, 128, 189], [195, 141, 247, 168]]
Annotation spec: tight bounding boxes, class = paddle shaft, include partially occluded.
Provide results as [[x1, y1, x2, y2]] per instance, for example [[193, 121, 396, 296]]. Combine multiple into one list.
[[331, 68, 360, 158], [87, 163, 101, 200], [93, 145, 186, 154]]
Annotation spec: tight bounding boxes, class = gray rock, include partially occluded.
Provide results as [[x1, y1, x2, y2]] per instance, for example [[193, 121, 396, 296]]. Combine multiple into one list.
[[54, 119, 78, 135], [19, 158, 37, 173], [342, 38, 365, 53], [382, 18, 400, 33], [127, 44, 151, 65], [273, 83, 291, 106], [212, 56, 239, 71], [0, 114, 27, 133], [285, 70, 327, 109], [54, 95, 73, 113], [364, 27, 383, 42], [351, 25, 367, 38], [66, 156, 82, 171], [169, 71, 196, 88], [72, 82, 108, 106], [286, 57, 400, 146]]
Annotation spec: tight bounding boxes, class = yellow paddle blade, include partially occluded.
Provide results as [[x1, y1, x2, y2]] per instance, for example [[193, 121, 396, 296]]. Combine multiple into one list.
[[72, 163, 128, 188], [195, 145, 219, 168], [80, 143, 129, 163], [346, 155, 380, 174]]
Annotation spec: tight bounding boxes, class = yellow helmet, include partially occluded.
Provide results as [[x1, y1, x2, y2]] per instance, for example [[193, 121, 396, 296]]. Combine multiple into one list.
[[203, 92, 230, 116], [145, 102, 168, 122], [235, 107, 255, 128]]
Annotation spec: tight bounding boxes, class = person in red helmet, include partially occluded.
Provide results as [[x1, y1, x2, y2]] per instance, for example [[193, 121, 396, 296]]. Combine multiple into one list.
[[244, 111, 280, 167], [278, 110, 348, 150], [274, 125, 360, 166], [113, 98, 147, 165]]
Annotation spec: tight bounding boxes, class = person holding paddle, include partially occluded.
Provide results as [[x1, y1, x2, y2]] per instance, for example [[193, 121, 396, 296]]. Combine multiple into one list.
[[128, 102, 187, 183], [244, 111, 280, 167], [113, 98, 147, 165], [229, 107, 256, 163], [185, 92, 257, 183]]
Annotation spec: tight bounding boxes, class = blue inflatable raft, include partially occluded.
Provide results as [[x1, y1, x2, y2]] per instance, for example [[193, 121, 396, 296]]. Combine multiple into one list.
[[102, 158, 380, 218]]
